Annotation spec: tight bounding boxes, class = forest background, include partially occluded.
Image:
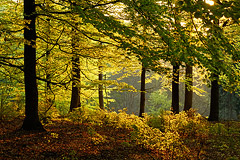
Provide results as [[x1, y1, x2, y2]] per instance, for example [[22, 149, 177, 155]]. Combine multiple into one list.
[[1, 0, 240, 159], [1, 0, 240, 125]]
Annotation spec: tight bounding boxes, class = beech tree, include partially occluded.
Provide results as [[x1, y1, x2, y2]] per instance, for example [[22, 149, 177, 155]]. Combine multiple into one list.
[[172, 64, 180, 114], [179, 0, 239, 120], [69, 56, 81, 112], [184, 64, 193, 111], [209, 74, 219, 121], [139, 65, 146, 117], [21, 0, 44, 130], [98, 66, 104, 110], [69, 25, 81, 112]]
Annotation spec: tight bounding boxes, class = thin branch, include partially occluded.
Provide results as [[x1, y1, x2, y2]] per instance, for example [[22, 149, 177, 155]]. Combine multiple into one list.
[[0, 56, 24, 60], [36, 76, 71, 87], [83, 0, 120, 11], [0, 61, 24, 71], [36, 27, 65, 61], [37, 3, 71, 14], [37, 13, 115, 45], [190, 13, 213, 56]]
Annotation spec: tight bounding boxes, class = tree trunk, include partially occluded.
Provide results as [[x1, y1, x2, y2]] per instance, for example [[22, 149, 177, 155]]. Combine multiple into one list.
[[69, 56, 81, 112], [184, 64, 193, 111], [21, 0, 44, 130], [99, 66, 104, 110], [139, 66, 146, 117], [172, 64, 179, 114], [69, 24, 81, 112], [43, 18, 54, 117], [208, 74, 219, 121]]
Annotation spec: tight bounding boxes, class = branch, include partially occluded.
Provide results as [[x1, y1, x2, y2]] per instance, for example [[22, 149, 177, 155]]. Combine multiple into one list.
[[36, 3, 72, 15], [0, 61, 24, 71], [36, 76, 71, 88], [0, 56, 24, 60], [190, 13, 213, 56], [37, 13, 115, 45], [0, 60, 70, 88], [83, 0, 120, 11], [36, 27, 65, 61]]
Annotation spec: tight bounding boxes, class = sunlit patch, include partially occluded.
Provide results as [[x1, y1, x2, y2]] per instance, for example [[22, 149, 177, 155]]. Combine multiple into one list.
[[205, 0, 214, 5]]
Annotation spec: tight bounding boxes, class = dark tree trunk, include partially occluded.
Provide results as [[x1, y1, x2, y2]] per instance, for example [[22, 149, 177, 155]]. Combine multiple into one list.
[[69, 24, 81, 112], [99, 66, 104, 110], [45, 51, 54, 109], [184, 64, 193, 111], [208, 74, 219, 121], [139, 67, 146, 117], [172, 64, 179, 114], [21, 0, 44, 130], [69, 56, 81, 112], [43, 19, 54, 116], [46, 18, 54, 110], [42, 51, 55, 118]]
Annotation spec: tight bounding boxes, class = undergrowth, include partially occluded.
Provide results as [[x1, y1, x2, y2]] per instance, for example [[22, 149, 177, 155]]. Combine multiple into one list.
[[68, 108, 210, 159], [1, 108, 240, 159]]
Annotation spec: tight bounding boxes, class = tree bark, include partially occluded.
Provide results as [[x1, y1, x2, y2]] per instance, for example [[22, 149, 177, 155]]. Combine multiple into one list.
[[69, 56, 81, 112], [99, 66, 104, 110], [172, 64, 180, 114], [21, 0, 44, 130], [139, 66, 146, 117], [44, 18, 54, 117], [184, 64, 193, 111], [69, 24, 81, 112], [208, 74, 219, 121]]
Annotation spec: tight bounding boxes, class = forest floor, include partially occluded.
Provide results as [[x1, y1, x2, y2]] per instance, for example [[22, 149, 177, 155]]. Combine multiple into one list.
[[0, 117, 240, 160]]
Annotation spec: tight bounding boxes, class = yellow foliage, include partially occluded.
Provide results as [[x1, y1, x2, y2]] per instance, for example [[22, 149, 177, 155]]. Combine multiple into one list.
[[68, 107, 209, 159], [91, 133, 108, 145]]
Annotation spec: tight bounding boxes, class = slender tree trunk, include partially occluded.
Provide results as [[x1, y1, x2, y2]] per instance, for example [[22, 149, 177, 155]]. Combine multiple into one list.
[[69, 24, 81, 112], [208, 74, 219, 121], [139, 66, 146, 117], [44, 18, 54, 117], [69, 56, 81, 112], [172, 64, 179, 114], [46, 51, 54, 109], [21, 0, 44, 130], [42, 50, 54, 119], [184, 64, 193, 111], [99, 66, 104, 109]]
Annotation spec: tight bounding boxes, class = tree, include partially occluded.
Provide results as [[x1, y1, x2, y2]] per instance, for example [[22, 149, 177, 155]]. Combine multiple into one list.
[[184, 64, 193, 111], [208, 74, 219, 121], [69, 26, 81, 112], [69, 56, 81, 112], [98, 66, 104, 110], [40, 17, 55, 119], [179, 0, 239, 119], [139, 65, 146, 117], [172, 64, 180, 114], [21, 0, 44, 130]]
